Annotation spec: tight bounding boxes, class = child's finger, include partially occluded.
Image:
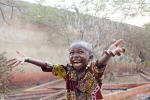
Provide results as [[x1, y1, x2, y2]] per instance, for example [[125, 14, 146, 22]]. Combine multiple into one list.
[[116, 48, 125, 52], [122, 47, 125, 52], [16, 50, 21, 54], [109, 51, 115, 56], [6, 58, 15, 62], [104, 50, 110, 55], [115, 49, 121, 56], [116, 52, 121, 56], [7, 60, 17, 66], [16, 50, 23, 55], [114, 39, 123, 47], [12, 61, 20, 67]]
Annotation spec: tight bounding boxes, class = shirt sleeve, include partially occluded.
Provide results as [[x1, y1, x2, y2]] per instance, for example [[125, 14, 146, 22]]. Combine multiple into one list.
[[91, 61, 106, 82], [41, 61, 67, 79]]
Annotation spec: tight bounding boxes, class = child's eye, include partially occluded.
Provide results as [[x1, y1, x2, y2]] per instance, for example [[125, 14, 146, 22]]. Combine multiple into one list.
[[79, 51, 84, 53], [70, 52, 74, 55]]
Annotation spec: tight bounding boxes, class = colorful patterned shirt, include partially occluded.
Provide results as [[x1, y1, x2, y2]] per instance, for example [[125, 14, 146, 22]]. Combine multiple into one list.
[[41, 61, 106, 100]]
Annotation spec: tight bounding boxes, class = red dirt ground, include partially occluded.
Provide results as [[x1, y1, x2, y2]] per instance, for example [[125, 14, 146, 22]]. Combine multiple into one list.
[[3, 74, 149, 100]]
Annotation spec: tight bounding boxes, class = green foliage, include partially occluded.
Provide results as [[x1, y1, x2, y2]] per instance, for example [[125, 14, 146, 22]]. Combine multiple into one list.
[[0, 53, 12, 94], [0, 0, 6, 3], [136, 60, 150, 71], [21, 3, 74, 33], [19, 0, 150, 68], [106, 70, 118, 82], [35, 0, 46, 5], [22, 4, 57, 25], [75, 0, 107, 13], [144, 23, 150, 33], [143, 60, 150, 68], [21, 2, 78, 45]]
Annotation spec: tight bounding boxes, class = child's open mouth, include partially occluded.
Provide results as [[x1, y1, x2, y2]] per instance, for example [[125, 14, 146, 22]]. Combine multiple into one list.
[[73, 62, 82, 69]]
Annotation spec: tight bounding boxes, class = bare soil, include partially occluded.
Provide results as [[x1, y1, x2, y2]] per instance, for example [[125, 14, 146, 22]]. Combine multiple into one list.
[[102, 74, 150, 100], [2, 74, 150, 100]]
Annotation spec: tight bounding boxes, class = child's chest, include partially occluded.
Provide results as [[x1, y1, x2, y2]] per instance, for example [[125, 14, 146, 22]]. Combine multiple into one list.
[[69, 70, 96, 92]]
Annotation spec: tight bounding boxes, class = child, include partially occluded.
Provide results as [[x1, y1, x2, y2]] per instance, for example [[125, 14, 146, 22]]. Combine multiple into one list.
[[7, 39, 125, 100]]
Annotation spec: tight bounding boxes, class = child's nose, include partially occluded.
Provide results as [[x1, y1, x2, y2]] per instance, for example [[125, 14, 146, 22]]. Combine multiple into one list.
[[73, 53, 79, 57]]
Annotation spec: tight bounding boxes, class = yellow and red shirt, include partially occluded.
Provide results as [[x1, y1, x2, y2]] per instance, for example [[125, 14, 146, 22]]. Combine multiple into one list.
[[41, 62, 106, 100]]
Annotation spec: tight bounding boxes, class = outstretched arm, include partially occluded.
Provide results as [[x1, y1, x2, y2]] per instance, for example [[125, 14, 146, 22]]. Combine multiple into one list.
[[96, 39, 125, 67], [6, 50, 47, 68]]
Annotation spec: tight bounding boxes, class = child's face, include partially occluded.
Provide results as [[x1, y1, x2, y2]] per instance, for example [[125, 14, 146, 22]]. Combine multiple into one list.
[[69, 43, 92, 71]]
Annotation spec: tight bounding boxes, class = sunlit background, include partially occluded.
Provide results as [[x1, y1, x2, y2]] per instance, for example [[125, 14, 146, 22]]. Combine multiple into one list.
[[0, 0, 150, 99], [21, 0, 150, 26]]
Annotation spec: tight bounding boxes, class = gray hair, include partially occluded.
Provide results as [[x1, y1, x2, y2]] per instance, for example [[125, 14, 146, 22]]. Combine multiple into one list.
[[70, 40, 93, 55]]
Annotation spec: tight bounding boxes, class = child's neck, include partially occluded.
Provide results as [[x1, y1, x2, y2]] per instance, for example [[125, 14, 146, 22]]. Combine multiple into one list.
[[77, 65, 87, 72], [76, 65, 88, 78]]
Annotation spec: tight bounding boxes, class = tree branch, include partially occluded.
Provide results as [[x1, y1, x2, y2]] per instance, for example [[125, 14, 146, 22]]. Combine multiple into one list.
[[0, 1, 21, 25], [0, 8, 10, 25]]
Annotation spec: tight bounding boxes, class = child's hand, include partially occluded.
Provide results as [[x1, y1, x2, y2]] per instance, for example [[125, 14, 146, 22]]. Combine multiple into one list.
[[6, 50, 29, 67], [104, 39, 125, 56]]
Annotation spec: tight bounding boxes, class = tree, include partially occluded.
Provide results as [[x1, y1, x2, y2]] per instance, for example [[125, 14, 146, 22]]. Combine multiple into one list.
[[0, 0, 21, 25], [54, 0, 150, 66], [7, 0, 150, 70]]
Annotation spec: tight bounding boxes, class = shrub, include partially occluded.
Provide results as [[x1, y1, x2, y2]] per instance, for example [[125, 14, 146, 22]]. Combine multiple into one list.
[[106, 70, 118, 82], [0, 52, 13, 94]]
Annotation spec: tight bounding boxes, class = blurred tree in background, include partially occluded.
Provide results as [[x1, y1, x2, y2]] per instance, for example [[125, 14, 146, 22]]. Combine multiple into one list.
[[0, 0, 150, 71], [0, 53, 13, 94], [0, 0, 21, 25]]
